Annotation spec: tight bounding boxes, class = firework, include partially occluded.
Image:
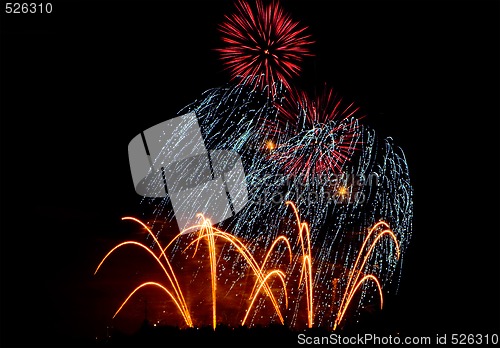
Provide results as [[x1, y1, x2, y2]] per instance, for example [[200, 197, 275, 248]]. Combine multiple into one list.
[[108, 0, 413, 332], [216, 0, 314, 94], [125, 80, 412, 329]]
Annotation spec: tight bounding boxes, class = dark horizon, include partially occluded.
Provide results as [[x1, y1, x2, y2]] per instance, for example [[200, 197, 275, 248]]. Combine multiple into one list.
[[1, 1, 499, 347]]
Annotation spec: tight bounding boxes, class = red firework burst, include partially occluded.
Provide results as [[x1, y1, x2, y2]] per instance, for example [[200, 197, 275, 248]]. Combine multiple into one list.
[[216, 0, 314, 94], [266, 87, 363, 181]]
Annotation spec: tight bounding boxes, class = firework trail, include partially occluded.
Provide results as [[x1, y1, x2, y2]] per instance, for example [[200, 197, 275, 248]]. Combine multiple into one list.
[[216, 0, 314, 94]]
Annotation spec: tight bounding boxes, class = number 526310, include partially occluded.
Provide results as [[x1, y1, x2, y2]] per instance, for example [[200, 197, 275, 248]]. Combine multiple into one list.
[[5, 3, 53, 14]]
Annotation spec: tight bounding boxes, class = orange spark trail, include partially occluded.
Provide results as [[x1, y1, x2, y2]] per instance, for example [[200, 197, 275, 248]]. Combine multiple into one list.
[[333, 222, 400, 330], [185, 224, 287, 325], [94, 241, 193, 326], [95, 216, 194, 327], [286, 200, 314, 328], [334, 275, 383, 330], [339, 221, 391, 311], [121, 217, 190, 322], [242, 269, 287, 326], [249, 235, 292, 301], [113, 282, 185, 320], [122, 217, 193, 327], [189, 216, 218, 330]]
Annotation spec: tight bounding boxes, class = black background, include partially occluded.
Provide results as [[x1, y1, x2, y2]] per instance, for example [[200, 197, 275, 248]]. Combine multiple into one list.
[[1, 0, 499, 346]]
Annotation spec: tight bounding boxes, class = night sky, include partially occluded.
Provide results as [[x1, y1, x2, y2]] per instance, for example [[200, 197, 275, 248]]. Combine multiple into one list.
[[1, 0, 499, 347]]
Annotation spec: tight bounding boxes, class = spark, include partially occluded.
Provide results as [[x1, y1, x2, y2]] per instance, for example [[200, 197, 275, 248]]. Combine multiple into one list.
[[337, 186, 349, 196], [265, 139, 276, 151]]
